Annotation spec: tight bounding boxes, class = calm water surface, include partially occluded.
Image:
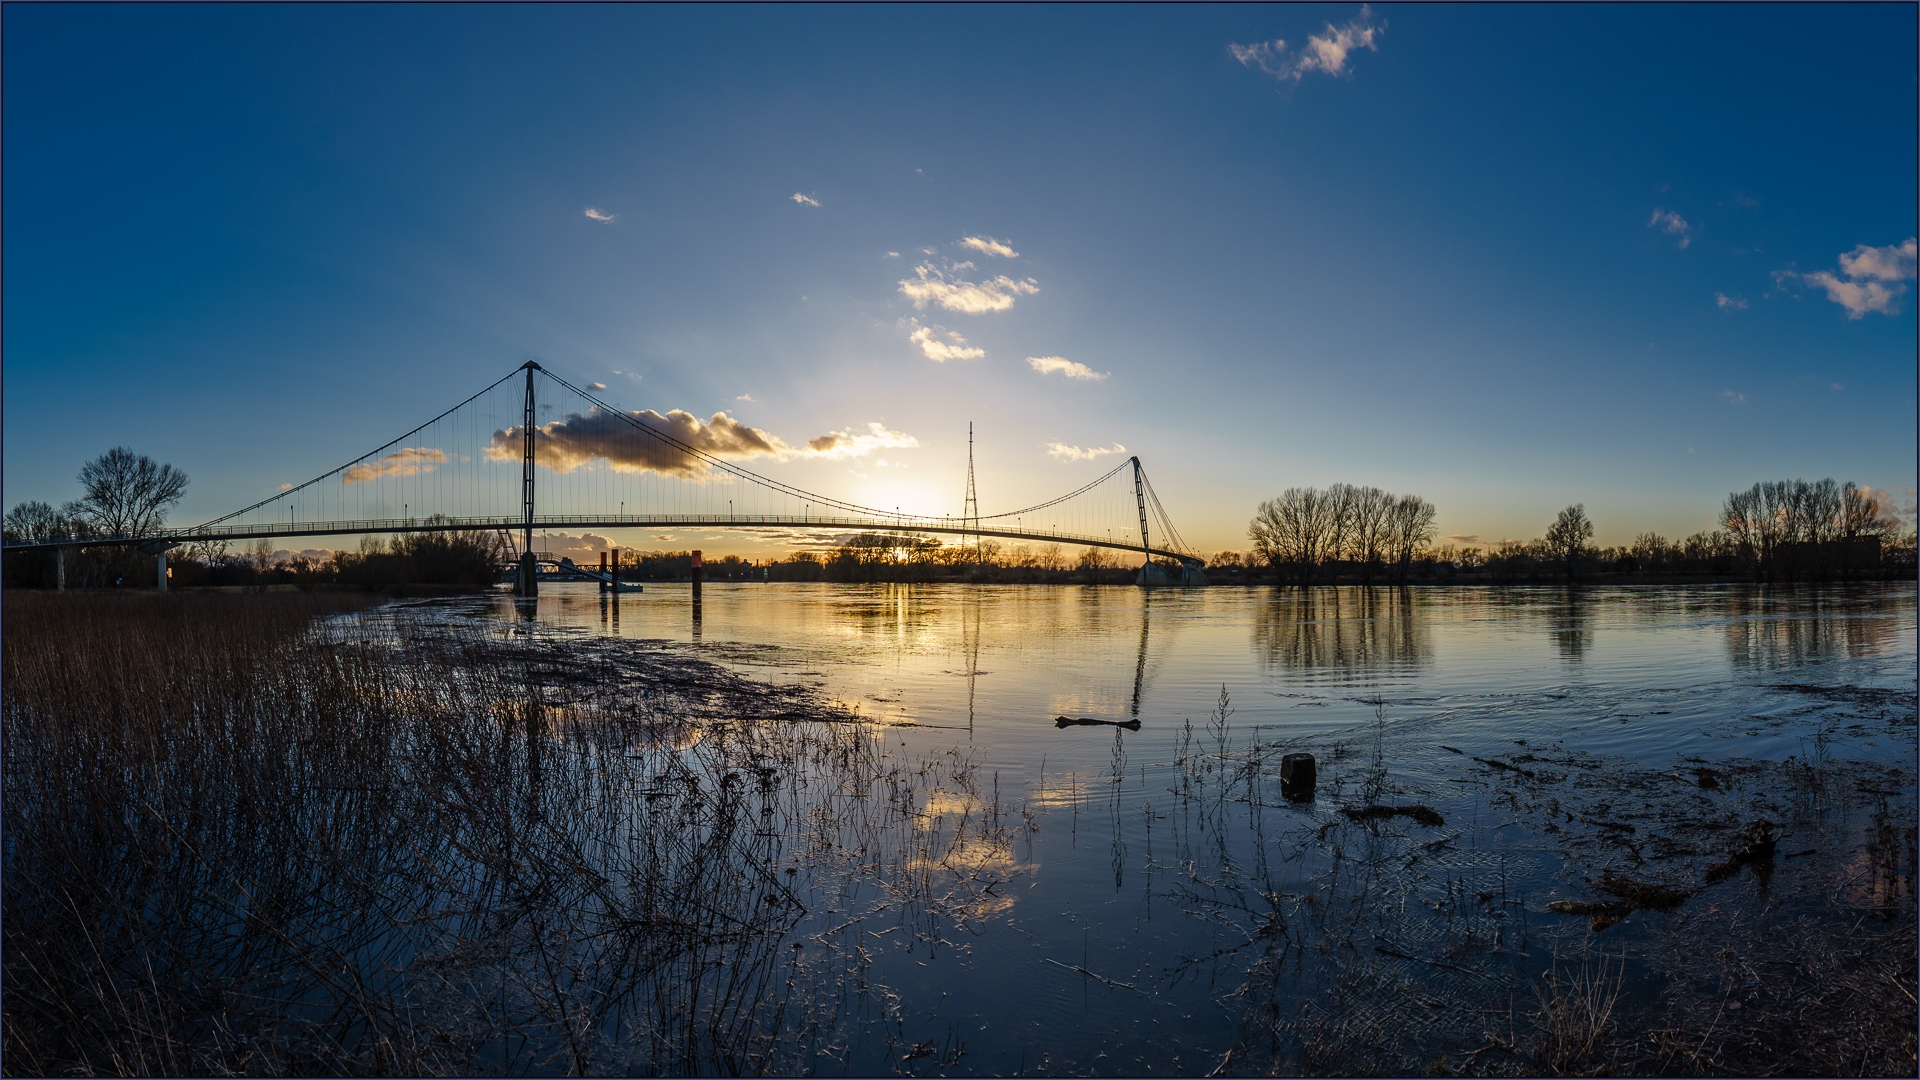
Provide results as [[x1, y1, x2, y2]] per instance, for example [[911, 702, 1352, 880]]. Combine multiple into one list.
[[442, 583, 1914, 1074]]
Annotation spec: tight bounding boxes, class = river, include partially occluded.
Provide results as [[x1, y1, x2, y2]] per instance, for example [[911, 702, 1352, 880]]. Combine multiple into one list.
[[428, 582, 1914, 1074]]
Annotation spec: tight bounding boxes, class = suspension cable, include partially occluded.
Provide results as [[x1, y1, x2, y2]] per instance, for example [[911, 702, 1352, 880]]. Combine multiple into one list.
[[194, 365, 527, 529]]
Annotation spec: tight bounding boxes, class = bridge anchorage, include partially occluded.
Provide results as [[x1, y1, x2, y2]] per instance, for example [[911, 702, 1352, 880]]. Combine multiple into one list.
[[7, 360, 1208, 590]]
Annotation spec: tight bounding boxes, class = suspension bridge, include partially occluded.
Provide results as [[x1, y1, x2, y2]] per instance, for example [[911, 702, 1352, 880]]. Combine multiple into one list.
[[5, 362, 1209, 589]]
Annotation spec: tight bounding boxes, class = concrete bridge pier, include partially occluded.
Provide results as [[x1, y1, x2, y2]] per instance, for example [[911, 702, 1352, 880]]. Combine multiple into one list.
[[138, 539, 178, 595]]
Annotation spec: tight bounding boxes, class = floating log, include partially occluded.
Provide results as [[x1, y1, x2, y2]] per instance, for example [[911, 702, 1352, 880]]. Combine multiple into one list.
[[1053, 716, 1142, 730]]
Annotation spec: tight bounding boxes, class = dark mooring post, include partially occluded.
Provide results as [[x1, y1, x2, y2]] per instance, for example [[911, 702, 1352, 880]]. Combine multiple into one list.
[[690, 548, 703, 624], [517, 361, 540, 596]]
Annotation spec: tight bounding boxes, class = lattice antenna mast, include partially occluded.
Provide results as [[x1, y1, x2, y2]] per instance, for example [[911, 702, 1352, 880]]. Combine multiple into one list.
[[962, 422, 981, 565]]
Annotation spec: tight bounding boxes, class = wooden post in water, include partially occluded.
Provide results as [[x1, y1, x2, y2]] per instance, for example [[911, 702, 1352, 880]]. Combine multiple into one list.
[[600, 550, 609, 591], [690, 549, 703, 625]]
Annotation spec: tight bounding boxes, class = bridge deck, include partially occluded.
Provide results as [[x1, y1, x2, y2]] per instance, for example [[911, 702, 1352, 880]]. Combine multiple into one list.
[[3, 514, 1201, 564]]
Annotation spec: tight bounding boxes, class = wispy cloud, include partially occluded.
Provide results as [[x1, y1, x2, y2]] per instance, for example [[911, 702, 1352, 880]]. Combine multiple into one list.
[[898, 265, 1039, 314], [587, 382, 608, 391], [960, 236, 1019, 258], [908, 319, 986, 362], [1231, 5, 1383, 82], [1722, 390, 1747, 404], [790, 192, 821, 207], [584, 207, 618, 223], [1442, 534, 1482, 546], [736, 393, 755, 402], [1649, 208, 1692, 249], [277, 482, 294, 491], [1778, 238, 1916, 318], [342, 447, 448, 485], [1027, 356, 1108, 381], [1045, 441, 1127, 462], [1715, 292, 1748, 311], [807, 423, 920, 459]]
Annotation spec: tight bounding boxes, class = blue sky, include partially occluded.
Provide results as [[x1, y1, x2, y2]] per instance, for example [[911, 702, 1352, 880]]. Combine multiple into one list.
[[5, 4, 1914, 555]]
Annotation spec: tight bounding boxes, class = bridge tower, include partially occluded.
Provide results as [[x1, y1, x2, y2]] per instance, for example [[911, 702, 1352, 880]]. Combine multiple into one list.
[[1131, 456, 1150, 562], [516, 361, 540, 596]]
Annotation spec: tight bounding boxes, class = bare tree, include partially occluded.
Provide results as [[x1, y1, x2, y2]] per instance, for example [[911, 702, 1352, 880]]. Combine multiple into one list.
[[1543, 504, 1594, 581], [1349, 486, 1392, 585], [1721, 486, 1764, 575], [75, 447, 188, 539], [1630, 532, 1669, 570], [1323, 483, 1359, 571], [1250, 487, 1337, 585], [1384, 494, 1437, 584], [4, 501, 84, 543], [1840, 483, 1896, 540]]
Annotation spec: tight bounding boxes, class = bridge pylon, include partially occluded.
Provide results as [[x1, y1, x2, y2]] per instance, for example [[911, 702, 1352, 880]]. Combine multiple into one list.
[[515, 361, 540, 596]]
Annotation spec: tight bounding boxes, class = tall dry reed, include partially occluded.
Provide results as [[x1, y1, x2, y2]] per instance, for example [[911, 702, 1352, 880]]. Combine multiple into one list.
[[3, 591, 994, 1075]]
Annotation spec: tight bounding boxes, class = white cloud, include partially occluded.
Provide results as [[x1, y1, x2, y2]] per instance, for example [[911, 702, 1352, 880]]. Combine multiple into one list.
[[1800, 271, 1906, 318], [587, 382, 608, 391], [1838, 238, 1916, 282], [790, 192, 821, 207], [908, 319, 986, 362], [267, 547, 337, 564], [277, 482, 294, 491], [531, 531, 616, 563], [961, 236, 1019, 258], [584, 207, 618, 223], [1715, 293, 1748, 311], [886, 251, 900, 258], [898, 265, 1039, 314], [1046, 441, 1127, 462], [1722, 390, 1747, 404], [342, 447, 448, 485], [806, 422, 919, 460], [1027, 356, 1108, 381], [1778, 239, 1915, 318], [736, 393, 755, 402], [1649, 208, 1692, 249], [1231, 5, 1383, 82]]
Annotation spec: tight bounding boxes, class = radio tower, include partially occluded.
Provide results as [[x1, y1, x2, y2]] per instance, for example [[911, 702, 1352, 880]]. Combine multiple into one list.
[[962, 422, 981, 568]]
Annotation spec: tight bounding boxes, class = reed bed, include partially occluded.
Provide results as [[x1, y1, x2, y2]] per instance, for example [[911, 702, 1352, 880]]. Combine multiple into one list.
[[2, 592, 1016, 1076]]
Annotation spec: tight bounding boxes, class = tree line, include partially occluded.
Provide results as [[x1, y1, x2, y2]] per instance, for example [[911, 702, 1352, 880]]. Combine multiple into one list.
[[1225, 477, 1911, 586], [1246, 484, 1438, 585]]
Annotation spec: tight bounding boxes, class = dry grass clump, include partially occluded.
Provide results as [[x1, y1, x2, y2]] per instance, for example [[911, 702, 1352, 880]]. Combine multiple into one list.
[[0, 591, 945, 1075], [1527, 952, 1625, 1075]]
